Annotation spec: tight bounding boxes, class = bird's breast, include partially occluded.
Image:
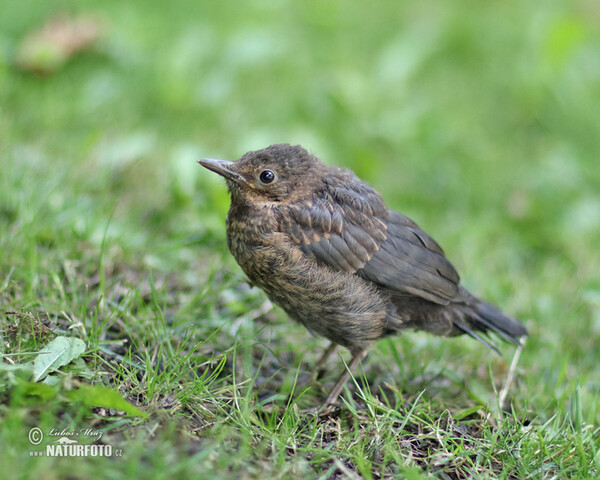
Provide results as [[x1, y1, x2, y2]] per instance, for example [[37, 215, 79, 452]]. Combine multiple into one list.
[[225, 205, 390, 350], [226, 203, 283, 280]]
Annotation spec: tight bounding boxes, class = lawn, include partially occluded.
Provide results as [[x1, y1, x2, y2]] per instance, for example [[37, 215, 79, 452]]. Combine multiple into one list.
[[1, 1, 599, 478]]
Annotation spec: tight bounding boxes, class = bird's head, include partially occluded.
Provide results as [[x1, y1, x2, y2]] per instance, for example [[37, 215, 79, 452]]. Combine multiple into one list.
[[198, 144, 325, 205]]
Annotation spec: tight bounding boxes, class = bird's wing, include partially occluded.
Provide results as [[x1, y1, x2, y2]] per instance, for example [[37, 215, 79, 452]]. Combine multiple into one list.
[[279, 175, 459, 305], [358, 211, 460, 304]]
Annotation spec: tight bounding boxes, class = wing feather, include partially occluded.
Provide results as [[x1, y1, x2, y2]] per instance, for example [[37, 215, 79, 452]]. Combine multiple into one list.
[[280, 172, 460, 305]]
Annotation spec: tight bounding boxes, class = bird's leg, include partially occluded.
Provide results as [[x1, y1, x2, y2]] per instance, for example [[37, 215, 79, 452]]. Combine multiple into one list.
[[322, 349, 367, 409], [310, 342, 338, 381]]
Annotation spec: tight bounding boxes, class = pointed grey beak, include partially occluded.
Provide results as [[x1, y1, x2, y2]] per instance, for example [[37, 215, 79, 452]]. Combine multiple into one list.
[[197, 158, 241, 182]]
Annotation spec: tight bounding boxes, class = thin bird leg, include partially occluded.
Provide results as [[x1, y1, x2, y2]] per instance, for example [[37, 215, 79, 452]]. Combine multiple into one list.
[[322, 349, 367, 408], [310, 342, 338, 380]]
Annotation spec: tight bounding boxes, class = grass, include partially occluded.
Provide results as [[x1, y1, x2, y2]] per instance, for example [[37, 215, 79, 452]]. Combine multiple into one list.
[[1, 0, 600, 478]]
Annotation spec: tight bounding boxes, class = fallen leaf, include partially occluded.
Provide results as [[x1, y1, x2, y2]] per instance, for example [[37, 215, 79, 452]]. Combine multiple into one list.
[[16, 14, 103, 75], [66, 384, 148, 418], [32, 336, 86, 382]]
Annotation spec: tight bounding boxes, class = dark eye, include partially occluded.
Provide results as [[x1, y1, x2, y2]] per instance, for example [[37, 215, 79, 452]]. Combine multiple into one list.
[[259, 170, 275, 184]]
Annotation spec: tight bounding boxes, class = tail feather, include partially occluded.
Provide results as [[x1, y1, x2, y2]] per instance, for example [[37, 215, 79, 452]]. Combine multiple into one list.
[[471, 300, 527, 343], [453, 319, 501, 354], [454, 289, 528, 351]]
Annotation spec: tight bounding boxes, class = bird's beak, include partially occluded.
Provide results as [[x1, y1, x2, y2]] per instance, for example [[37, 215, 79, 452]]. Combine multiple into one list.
[[197, 158, 242, 182]]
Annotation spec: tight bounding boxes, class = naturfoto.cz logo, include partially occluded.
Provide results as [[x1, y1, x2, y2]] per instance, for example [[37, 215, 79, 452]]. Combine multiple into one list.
[[28, 427, 123, 457]]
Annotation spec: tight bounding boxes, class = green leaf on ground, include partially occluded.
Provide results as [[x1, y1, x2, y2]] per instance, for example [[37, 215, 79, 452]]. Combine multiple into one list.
[[32, 336, 86, 382], [15, 379, 59, 401], [66, 384, 148, 418]]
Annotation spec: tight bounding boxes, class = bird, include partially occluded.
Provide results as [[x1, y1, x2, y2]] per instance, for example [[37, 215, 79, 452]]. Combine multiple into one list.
[[198, 143, 528, 408]]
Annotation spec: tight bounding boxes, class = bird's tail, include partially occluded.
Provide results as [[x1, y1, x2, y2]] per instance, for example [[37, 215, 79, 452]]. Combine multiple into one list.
[[453, 288, 528, 354]]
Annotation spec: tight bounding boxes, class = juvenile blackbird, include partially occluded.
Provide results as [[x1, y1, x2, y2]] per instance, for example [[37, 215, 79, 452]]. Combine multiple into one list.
[[198, 144, 527, 407]]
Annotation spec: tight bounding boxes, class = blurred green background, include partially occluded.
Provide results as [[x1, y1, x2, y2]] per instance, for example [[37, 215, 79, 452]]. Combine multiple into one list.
[[1, 0, 600, 475]]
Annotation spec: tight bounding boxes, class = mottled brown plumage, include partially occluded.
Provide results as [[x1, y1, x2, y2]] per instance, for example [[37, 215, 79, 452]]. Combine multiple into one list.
[[198, 144, 527, 407]]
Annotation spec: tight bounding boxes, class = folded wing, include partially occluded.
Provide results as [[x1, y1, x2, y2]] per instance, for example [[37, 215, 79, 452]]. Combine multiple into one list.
[[278, 171, 460, 305]]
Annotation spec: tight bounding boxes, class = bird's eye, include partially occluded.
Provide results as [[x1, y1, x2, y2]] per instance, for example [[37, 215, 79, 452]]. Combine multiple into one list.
[[259, 170, 275, 184]]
